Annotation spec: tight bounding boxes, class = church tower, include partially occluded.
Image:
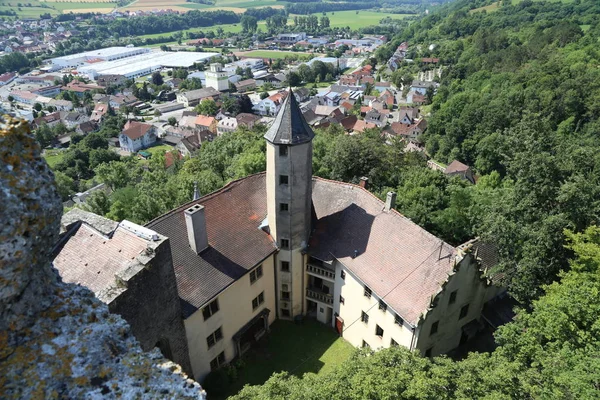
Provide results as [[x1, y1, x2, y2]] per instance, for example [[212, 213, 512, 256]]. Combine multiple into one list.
[[205, 63, 229, 92], [264, 89, 314, 319]]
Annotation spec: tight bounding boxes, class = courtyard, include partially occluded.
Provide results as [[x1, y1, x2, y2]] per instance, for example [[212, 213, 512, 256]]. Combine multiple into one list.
[[215, 319, 354, 399]]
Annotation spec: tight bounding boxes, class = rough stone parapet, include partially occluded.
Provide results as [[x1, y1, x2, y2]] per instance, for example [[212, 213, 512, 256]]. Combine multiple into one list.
[[0, 116, 206, 399]]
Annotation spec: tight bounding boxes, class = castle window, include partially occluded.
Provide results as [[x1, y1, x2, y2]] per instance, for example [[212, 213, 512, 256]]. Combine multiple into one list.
[[281, 308, 290, 317], [280, 203, 289, 212], [364, 286, 372, 298], [250, 265, 263, 284], [449, 290, 457, 305], [375, 325, 384, 337], [279, 175, 289, 185], [281, 261, 290, 271], [361, 311, 369, 324], [430, 321, 439, 336], [280, 239, 290, 249], [340, 270, 346, 280], [210, 351, 225, 371], [279, 146, 288, 156], [362, 340, 370, 348], [391, 338, 399, 347], [459, 304, 469, 320], [206, 327, 223, 349], [252, 292, 265, 310], [394, 313, 404, 326], [202, 298, 220, 321], [281, 291, 290, 300], [379, 300, 387, 312], [339, 295, 345, 305]]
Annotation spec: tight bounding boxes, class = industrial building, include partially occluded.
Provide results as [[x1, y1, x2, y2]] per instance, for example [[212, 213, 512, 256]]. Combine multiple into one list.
[[71, 50, 219, 80], [49, 46, 150, 71]]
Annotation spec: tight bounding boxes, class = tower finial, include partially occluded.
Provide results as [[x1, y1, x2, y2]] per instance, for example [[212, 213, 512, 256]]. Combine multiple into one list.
[[193, 181, 200, 201]]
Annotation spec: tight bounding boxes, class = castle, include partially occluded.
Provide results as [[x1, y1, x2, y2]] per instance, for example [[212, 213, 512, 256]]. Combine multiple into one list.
[[54, 90, 503, 382]]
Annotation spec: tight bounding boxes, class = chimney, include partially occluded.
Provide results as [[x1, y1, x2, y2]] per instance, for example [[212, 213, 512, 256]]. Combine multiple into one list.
[[385, 192, 397, 212], [184, 204, 208, 254], [359, 177, 369, 189]]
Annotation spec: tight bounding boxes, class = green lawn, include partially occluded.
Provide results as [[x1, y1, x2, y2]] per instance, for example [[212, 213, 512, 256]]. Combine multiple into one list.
[[217, 319, 354, 399], [146, 144, 173, 156], [43, 150, 65, 169]]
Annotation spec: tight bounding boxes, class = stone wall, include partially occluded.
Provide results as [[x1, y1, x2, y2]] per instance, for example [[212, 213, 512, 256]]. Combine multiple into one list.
[[0, 116, 206, 399], [107, 234, 193, 374]]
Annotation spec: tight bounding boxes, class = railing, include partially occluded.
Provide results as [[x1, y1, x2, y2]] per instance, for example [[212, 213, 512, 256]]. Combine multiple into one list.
[[306, 264, 336, 280], [306, 288, 334, 305]]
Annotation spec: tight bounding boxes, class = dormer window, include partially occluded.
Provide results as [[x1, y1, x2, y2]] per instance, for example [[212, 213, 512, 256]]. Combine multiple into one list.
[[279, 146, 288, 156]]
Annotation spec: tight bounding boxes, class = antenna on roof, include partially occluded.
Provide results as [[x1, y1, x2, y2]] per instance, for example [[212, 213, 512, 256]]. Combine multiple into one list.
[[193, 181, 200, 201]]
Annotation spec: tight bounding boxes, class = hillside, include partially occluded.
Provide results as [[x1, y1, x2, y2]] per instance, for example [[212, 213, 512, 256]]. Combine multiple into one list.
[[228, 0, 600, 398]]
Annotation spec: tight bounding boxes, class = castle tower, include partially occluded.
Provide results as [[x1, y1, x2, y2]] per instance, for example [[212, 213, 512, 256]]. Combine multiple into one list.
[[205, 63, 229, 92], [264, 89, 314, 319]]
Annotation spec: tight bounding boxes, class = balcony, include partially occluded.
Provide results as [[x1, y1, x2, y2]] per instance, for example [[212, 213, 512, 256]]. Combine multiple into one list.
[[306, 263, 335, 281], [306, 287, 334, 305]]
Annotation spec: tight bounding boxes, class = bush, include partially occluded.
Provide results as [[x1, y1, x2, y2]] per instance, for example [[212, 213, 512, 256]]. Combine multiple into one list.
[[202, 368, 230, 397]]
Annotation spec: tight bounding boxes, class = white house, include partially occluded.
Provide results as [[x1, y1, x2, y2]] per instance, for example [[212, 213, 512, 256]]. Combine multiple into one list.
[[255, 91, 286, 116], [119, 120, 157, 152], [217, 117, 238, 135]]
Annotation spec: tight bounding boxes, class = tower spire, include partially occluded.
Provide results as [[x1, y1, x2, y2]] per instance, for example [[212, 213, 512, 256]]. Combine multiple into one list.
[[264, 88, 315, 145]]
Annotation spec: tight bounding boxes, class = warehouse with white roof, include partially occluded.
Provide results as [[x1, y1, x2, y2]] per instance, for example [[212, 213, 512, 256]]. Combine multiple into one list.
[[77, 51, 219, 80], [49, 46, 150, 71]]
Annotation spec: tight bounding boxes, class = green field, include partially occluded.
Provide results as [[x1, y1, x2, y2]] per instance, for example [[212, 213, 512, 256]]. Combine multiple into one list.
[[319, 10, 409, 29], [0, 0, 114, 18], [240, 49, 312, 59], [48, 1, 115, 11]]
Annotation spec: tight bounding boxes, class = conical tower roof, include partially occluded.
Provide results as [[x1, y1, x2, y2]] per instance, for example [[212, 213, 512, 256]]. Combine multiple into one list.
[[264, 88, 315, 145]]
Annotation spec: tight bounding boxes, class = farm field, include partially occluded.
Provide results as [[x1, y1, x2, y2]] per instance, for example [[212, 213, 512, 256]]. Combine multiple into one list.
[[320, 10, 409, 29], [0, 0, 116, 17]]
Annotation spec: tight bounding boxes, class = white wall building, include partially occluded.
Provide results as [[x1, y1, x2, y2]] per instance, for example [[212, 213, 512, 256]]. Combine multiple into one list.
[[205, 63, 229, 92]]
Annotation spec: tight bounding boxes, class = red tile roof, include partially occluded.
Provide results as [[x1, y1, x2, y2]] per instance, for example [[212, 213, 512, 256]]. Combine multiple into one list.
[[54, 224, 148, 294], [353, 120, 376, 133], [122, 121, 152, 140], [195, 115, 215, 127], [146, 173, 277, 316], [309, 178, 456, 325], [445, 160, 470, 174]]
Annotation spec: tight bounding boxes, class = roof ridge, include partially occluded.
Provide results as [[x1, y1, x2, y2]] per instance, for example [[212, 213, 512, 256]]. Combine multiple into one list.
[[312, 176, 455, 250], [145, 171, 267, 228]]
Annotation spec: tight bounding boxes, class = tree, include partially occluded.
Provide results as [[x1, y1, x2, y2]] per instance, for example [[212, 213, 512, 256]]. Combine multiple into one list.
[[285, 71, 301, 87], [53, 170, 75, 201], [195, 99, 218, 116], [168, 117, 177, 126]]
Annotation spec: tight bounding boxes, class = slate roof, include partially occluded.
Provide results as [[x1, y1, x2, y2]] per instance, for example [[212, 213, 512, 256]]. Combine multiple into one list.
[[264, 89, 315, 145], [309, 178, 456, 325], [146, 173, 277, 317]]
